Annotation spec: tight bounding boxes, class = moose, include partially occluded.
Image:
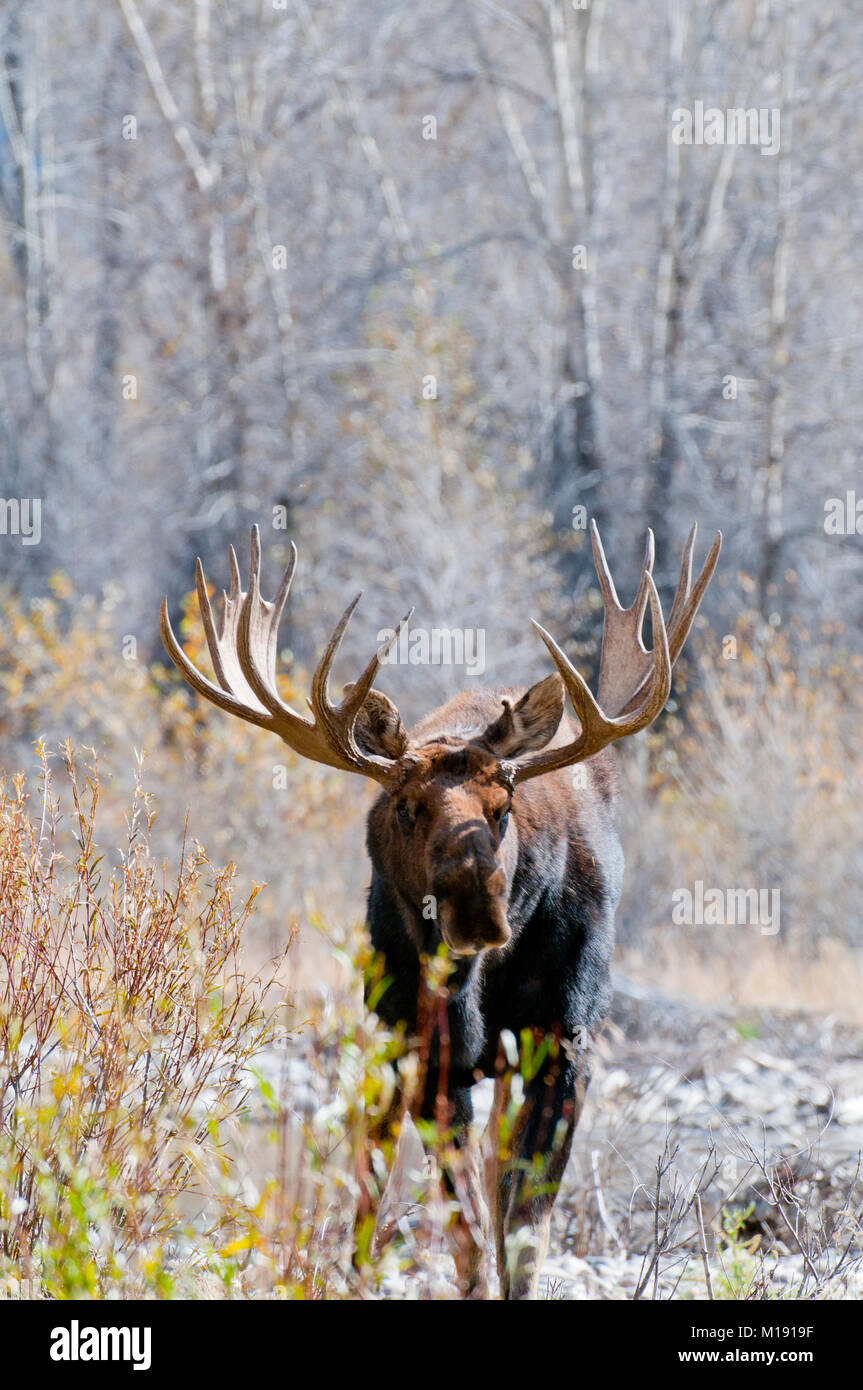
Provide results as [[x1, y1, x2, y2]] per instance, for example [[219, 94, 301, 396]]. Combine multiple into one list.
[[160, 520, 720, 1299]]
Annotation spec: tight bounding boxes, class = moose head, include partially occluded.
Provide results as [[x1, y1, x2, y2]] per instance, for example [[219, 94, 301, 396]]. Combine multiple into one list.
[[160, 521, 720, 963]]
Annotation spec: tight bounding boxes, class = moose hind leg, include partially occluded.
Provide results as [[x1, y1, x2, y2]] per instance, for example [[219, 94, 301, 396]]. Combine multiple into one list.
[[496, 1058, 587, 1300]]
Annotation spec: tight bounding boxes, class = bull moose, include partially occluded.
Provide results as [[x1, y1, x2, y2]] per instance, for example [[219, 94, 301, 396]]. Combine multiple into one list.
[[160, 520, 720, 1299]]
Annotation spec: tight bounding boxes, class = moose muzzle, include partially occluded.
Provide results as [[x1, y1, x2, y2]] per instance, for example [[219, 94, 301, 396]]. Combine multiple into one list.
[[433, 856, 510, 956]]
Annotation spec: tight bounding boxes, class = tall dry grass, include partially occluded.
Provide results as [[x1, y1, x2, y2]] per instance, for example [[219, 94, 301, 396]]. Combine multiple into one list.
[[618, 612, 863, 1017]]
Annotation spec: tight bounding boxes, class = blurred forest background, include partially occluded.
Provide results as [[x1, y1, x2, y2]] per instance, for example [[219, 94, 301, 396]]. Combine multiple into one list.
[[1, 0, 862, 995], [2, 0, 863, 1302]]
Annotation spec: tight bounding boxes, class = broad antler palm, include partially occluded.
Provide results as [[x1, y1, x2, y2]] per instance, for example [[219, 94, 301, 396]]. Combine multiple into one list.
[[506, 521, 721, 783]]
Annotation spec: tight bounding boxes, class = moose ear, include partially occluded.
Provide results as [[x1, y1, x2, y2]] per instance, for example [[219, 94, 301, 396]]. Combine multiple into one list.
[[345, 686, 410, 759], [478, 674, 565, 759]]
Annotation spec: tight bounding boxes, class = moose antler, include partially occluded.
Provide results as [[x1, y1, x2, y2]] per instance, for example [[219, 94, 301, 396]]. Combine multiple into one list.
[[506, 521, 721, 784], [159, 526, 411, 783]]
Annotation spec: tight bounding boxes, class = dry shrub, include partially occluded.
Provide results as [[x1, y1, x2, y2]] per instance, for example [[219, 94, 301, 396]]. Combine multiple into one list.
[[0, 743, 285, 1297]]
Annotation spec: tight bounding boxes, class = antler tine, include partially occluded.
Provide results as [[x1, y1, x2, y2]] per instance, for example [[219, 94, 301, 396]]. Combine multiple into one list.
[[196, 556, 231, 691], [528, 622, 608, 757], [227, 544, 242, 617], [625, 571, 672, 727], [667, 524, 722, 664], [635, 528, 656, 630], [616, 525, 722, 716], [235, 527, 295, 714], [508, 572, 671, 784], [159, 597, 274, 732], [195, 553, 268, 714], [309, 593, 413, 776], [161, 530, 409, 781], [592, 520, 659, 715], [667, 523, 697, 635], [245, 525, 297, 681], [340, 609, 414, 722]]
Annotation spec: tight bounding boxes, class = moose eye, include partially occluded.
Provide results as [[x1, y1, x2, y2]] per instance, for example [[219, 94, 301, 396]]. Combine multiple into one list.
[[396, 801, 413, 829], [494, 805, 511, 831]]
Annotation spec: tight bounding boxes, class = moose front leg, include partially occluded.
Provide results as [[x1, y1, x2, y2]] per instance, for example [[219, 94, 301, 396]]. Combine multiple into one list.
[[353, 1074, 491, 1299], [495, 1051, 588, 1301], [440, 1087, 492, 1299], [352, 1080, 405, 1276]]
